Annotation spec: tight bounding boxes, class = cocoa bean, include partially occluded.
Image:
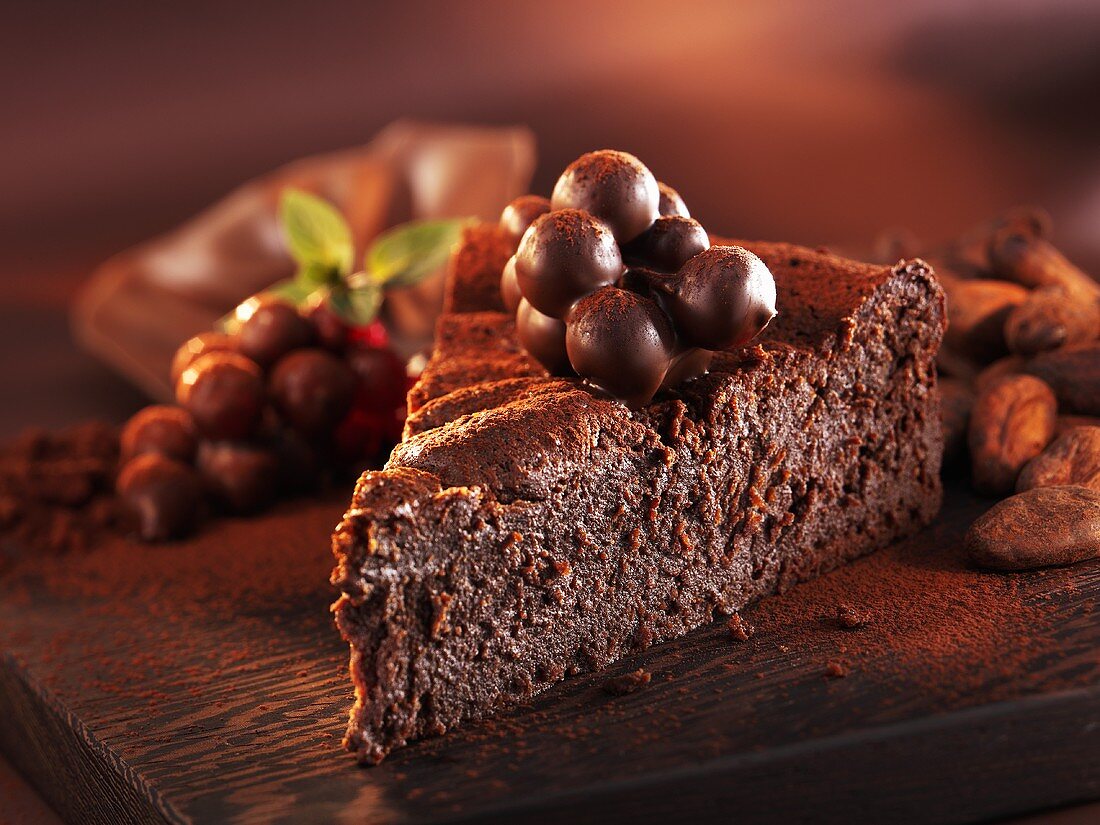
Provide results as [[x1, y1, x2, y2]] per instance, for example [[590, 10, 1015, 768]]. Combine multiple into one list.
[[942, 276, 1029, 363], [974, 355, 1025, 394], [939, 377, 974, 463], [965, 485, 1100, 571], [989, 230, 1100, 306], [1017, 426, 1100, 494], [1025, 343, 1100, 416], [967, 374, 1057, 495], [1004, 285, 1099, 356]]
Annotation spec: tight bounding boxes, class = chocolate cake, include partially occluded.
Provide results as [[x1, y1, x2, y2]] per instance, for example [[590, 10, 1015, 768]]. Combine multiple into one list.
[[331, 223, 946, 764]]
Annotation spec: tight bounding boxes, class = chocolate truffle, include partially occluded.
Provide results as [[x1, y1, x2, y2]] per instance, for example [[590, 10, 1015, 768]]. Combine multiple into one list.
[[500, 255, 523, 314], [269, 348, 357, 436], [176, 352, 265, 441], [551, 150, 660, 243], [669, 246, 777, 351], [170, 332, 237, 386], [116, 454, 204, 542], [565, 286, 675, 408], [197, 440, 280, 514], [516, 298, 573, 376], [237, 300, 314, 367], [623, 216, 709, 273], [120, 405, 198, 464], [657, 182, 690, 218], [499, 195, 552, 245], [304, 301, 350, 352], [514, 209, 622, 318]]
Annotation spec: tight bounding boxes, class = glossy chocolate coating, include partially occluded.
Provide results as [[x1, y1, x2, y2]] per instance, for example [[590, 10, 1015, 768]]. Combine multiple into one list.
[[661, 347, 714, 389], [176, 352, 265, 441], [623, 216, 709, 273], [499, 195, 552, 245], [170, 331, 238, 386], [269, 348, 357, 436], [499, 255, 523, 314], [237, 300, 314, 367], [565, 286, 674, 408], [197, 440, 280, 514], [669, 246, 777, 350], [551, 150, 659, 243], [516, 298, 573, 376], [120, 405, 198, 464], [657, 182, 690, 218], [514, 209, 622, 318], [116, 453, 204, 541]]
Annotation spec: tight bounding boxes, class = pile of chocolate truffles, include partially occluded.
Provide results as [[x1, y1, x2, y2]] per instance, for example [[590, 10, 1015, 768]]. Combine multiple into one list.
[[115, 301, 406, 542], [499, 150, 777, 407]]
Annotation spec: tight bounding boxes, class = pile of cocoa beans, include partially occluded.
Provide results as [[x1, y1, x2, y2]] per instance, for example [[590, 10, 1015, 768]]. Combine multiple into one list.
[[879, 209, 1100, 571]]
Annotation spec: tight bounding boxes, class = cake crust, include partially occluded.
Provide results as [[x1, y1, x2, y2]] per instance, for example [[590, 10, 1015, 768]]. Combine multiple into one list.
[[332, 224, 945, 764]]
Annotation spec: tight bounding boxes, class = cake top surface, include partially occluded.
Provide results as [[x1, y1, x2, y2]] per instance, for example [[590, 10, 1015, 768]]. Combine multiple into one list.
[[335, 222, 941, 517]]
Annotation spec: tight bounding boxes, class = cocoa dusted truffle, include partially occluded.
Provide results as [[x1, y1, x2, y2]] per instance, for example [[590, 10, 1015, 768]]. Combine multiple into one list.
[[499, 195, 551, 245], [623, 216, 710, 273], [237, 300, 314, 367], [516, 298, 573, 376], [657, 181, 690, 218], [551, 150, 659, 244], [116, 453, 204, 541], [514, 209, 622, 318], [176, 352, 265, 441], [269, 348, 357, 436], [669, 246, 777, 350], [566, 286, 674, 408], [120, 405, 198, 464]]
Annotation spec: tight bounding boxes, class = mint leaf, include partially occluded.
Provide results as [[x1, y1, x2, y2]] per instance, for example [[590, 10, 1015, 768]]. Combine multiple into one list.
[[366, 218, 467, 289], [279, 188, 354, 276], [327, 275, 382, 327]]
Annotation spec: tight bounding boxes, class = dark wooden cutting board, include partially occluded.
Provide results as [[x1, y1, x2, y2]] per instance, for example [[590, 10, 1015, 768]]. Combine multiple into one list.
[[1, 480, 1097, 824]]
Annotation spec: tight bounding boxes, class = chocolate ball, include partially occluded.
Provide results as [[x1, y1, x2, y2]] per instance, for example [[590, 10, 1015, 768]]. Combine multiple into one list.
[[500, 255, 523, 314], [514, 209, 622, 318], [197, 440, 280, 514], [623, 216, 710, 273], [516, 298, 573, 376], [657, 182, 690, 218], [170, 332, 237, 386], [176, 352, 265, 441], [668, 246, 777, 351], [116, 454, 204, 542], [551, 150, 660, 243], [120, 405, 198, 464], [304, 301, 350, 352], [500, 195, 552, 245], [237, 300, 314, 367], [269, 348, 357, 436], [565, 286, 675, 408]]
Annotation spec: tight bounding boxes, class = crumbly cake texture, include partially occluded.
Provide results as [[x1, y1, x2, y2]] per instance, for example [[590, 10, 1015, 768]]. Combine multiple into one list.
[[331, 224, 946, 764]]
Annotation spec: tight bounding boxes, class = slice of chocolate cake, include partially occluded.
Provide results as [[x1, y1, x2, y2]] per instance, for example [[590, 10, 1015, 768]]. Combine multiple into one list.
[[331, 223, 945, 764]]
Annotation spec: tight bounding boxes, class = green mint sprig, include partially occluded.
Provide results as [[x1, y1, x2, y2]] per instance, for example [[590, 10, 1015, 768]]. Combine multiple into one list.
[[220, 188, 469, 332]]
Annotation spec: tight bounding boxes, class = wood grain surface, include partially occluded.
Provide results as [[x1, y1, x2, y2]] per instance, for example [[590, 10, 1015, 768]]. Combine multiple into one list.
[[0, 481, 1097, 824]]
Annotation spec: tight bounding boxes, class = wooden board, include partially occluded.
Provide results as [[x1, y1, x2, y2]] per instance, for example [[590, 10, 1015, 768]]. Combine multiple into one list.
[[0, 481, 1097, 824]]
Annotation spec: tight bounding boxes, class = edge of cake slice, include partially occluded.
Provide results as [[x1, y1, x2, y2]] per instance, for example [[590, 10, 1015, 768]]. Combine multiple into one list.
[[331, 224, 946, 764]]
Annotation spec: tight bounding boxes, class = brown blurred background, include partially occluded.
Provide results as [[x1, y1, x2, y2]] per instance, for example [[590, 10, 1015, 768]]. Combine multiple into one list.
[[3, 2, 1100, 820]]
